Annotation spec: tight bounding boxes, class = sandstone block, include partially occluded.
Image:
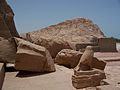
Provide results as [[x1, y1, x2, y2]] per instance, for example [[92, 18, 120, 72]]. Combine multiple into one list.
[[75, 46, 94, 71], [14, 37, 55, 72], [92, 57, 106, 70], [72, 69, 106, 89], [55, 49, 82, 68]]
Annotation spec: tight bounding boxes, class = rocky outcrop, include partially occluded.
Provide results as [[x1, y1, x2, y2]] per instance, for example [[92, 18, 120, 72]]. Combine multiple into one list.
[[55, 49, 82, 68], [24, 18, 105, 58], [14, 37, 55, 72], [0, 0, 19, 63], [0, 0, 19, 38]]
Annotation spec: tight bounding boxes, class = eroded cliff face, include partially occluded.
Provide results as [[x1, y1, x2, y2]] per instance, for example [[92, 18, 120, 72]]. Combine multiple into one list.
[[25, 18, 105, 57], [0, 0, 19, 63], [0, 0, 19, 38]]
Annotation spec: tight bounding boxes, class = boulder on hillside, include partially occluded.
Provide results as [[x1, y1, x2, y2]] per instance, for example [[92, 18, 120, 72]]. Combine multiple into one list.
[[25, 18, 105, 58], [14, 37, 55, 72], [0, 0, 19, 63], [55, 49, 82, 68]]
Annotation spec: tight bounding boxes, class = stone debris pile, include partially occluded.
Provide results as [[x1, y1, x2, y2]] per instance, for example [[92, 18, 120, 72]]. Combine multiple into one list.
[[0, 0, 119, 90]]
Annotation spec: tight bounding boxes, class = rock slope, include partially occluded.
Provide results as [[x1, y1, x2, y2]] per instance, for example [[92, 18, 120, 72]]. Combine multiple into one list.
[[24, 18, 105, 57]]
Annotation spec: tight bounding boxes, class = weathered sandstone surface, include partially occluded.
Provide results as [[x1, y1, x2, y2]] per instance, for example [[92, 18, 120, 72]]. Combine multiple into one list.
[[0, 0, 19, 63], [0, 37, 16, 63], [23, 18, 105, 58], [14, 37, 55, 72], [55, 49, 82, 68], [75, 46, 94, 71], [72, 69, 106, 89], [55, 48, 106, 70]]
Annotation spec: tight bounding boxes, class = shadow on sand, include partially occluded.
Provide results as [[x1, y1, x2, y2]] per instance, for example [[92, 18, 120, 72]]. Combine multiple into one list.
[[16, 71, 52, 78], [5, 65, 53, 78], [5, 66, 17, 72]]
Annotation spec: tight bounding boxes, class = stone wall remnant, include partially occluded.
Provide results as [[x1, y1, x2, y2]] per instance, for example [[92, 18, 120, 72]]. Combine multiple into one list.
[[98, 38, 117, 52]]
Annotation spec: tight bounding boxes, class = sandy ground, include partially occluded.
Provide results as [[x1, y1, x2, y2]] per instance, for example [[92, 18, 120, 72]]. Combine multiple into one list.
[[2, 65, 76, 90], [2, 59, 120, 90], [94, 52, 120, 61], [2, 44, 120, 90]]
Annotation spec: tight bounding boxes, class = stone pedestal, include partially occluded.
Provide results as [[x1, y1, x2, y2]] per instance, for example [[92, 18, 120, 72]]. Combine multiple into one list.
[[72, 69, 106, 89]]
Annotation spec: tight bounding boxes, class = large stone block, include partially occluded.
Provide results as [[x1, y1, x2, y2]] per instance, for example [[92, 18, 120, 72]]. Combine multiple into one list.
[[14, 37, 55, 72], [55, 49, 82, 68], [0, 63, 5, 90]]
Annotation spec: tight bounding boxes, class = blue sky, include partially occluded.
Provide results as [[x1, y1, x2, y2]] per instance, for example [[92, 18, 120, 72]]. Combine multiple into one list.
[[7, 0, 120, 38]]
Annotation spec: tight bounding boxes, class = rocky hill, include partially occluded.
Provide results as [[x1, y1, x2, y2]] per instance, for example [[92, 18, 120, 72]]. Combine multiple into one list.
[[24, 18, 105, 57]]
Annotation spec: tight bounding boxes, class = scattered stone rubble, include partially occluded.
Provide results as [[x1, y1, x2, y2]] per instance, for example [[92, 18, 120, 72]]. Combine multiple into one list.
[[72, 46, 106, 89], [55, 47, 106, 70], [0, 0, 119, 90]]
